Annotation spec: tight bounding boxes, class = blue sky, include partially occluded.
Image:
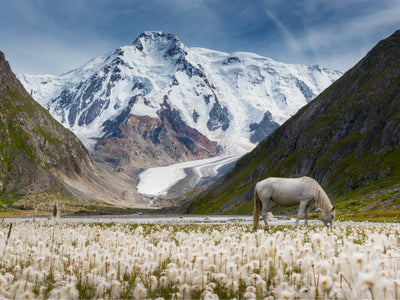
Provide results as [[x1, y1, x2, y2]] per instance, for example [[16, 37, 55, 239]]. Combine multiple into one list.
[[1, 0, 400, 75]]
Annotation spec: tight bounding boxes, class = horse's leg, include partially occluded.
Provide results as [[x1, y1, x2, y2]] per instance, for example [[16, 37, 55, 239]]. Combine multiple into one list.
[[294, 201, 307, 229], [304, 203, 310, 228], [261, 199, 270, 231]]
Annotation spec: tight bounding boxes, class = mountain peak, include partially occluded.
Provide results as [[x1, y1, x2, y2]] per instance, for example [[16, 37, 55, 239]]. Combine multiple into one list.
[[132, 31, 184, 54], [19, 35, 341, 162], [134, 31, 179, 41], [0, 50, 25, 93]]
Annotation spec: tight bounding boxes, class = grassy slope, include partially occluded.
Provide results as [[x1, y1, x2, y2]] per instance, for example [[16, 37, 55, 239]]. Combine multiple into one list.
[[0, 52, 104, 211], [0, 87, 89, 209], [185, 30, 400, 222]]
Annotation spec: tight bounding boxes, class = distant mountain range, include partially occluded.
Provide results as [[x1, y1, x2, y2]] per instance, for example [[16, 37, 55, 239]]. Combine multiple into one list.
[[185, 30, 400, 219], [19, 31, 341, 169]]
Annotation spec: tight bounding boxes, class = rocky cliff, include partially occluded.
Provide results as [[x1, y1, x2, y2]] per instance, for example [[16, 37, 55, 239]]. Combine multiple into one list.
[[185, 30, 400, 217], [95, 95, 218, 168]]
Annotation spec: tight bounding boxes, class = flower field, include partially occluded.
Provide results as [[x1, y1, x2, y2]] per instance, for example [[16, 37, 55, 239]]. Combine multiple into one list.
[[0, 219, 399, 299]]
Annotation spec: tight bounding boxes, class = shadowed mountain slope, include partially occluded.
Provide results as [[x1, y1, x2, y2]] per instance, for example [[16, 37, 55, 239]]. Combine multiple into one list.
[[0, 51, 141, 212], [185, 30, 400, 218]]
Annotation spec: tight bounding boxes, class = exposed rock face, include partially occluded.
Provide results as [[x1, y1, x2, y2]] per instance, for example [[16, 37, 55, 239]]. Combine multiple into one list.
[[95, 107, 218, 168], [157, 98, 218, 159], [186, 30, 400, 214], [249, 111, 279, 143], [207, 100, 230, 131]]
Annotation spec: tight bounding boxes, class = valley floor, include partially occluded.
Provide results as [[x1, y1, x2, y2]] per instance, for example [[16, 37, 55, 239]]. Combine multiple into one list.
[[3, 214, 304, 226]]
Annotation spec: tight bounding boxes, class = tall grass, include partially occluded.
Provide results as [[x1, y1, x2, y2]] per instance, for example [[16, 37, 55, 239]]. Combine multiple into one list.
[[0, 220, 399, 299], [1, 222, 12, 257]]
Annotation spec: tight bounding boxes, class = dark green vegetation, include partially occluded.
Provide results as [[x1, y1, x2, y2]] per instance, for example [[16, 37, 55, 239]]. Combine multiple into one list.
[[185, 30, 400, 221], [0, 51, 106, 211]]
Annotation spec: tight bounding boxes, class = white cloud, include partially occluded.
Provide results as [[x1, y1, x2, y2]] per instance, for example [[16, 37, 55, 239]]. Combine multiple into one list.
[[306, 3, 400, 70], [264, 10, 302, 54], [260, 0, 400, 71], [306, 5, 400, 49]]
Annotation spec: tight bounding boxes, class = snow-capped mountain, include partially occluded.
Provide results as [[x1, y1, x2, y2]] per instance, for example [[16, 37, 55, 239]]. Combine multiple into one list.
[[19, 31, 342, 167]]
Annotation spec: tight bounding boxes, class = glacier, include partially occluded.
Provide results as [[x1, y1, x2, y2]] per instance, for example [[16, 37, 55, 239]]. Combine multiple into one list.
[[137, 155, 240, 196]]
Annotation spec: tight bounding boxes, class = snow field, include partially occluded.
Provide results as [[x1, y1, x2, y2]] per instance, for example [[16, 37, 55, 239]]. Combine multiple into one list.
[[0, 221, 399, 299], [137, 155, 240, 196]]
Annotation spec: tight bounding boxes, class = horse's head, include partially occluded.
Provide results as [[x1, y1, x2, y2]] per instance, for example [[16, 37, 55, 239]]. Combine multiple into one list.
[[321, 207, 335, 229]]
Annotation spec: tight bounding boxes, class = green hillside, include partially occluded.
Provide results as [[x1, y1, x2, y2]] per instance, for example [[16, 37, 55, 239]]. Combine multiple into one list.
[[0, 51, 99, 211], [185, 30, 400, 221]]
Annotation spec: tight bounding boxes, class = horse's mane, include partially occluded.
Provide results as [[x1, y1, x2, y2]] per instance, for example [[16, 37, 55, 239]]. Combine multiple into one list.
[[313, 180, 333, 213]]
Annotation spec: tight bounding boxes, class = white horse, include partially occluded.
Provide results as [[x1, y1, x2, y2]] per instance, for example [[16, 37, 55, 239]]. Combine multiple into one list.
[[253, 176, 335, 230]]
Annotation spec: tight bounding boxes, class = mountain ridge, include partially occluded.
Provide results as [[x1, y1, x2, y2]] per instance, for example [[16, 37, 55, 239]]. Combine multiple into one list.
[[19, 32, 342, 171], [185, 30, 400, 218]]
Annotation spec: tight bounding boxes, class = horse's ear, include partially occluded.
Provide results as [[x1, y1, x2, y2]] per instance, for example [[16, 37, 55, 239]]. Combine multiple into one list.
[[331, 207, 335, 212]]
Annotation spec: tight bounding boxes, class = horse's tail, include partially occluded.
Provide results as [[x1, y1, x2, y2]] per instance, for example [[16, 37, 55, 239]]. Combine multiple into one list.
[[253, 186, 261, 230]]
